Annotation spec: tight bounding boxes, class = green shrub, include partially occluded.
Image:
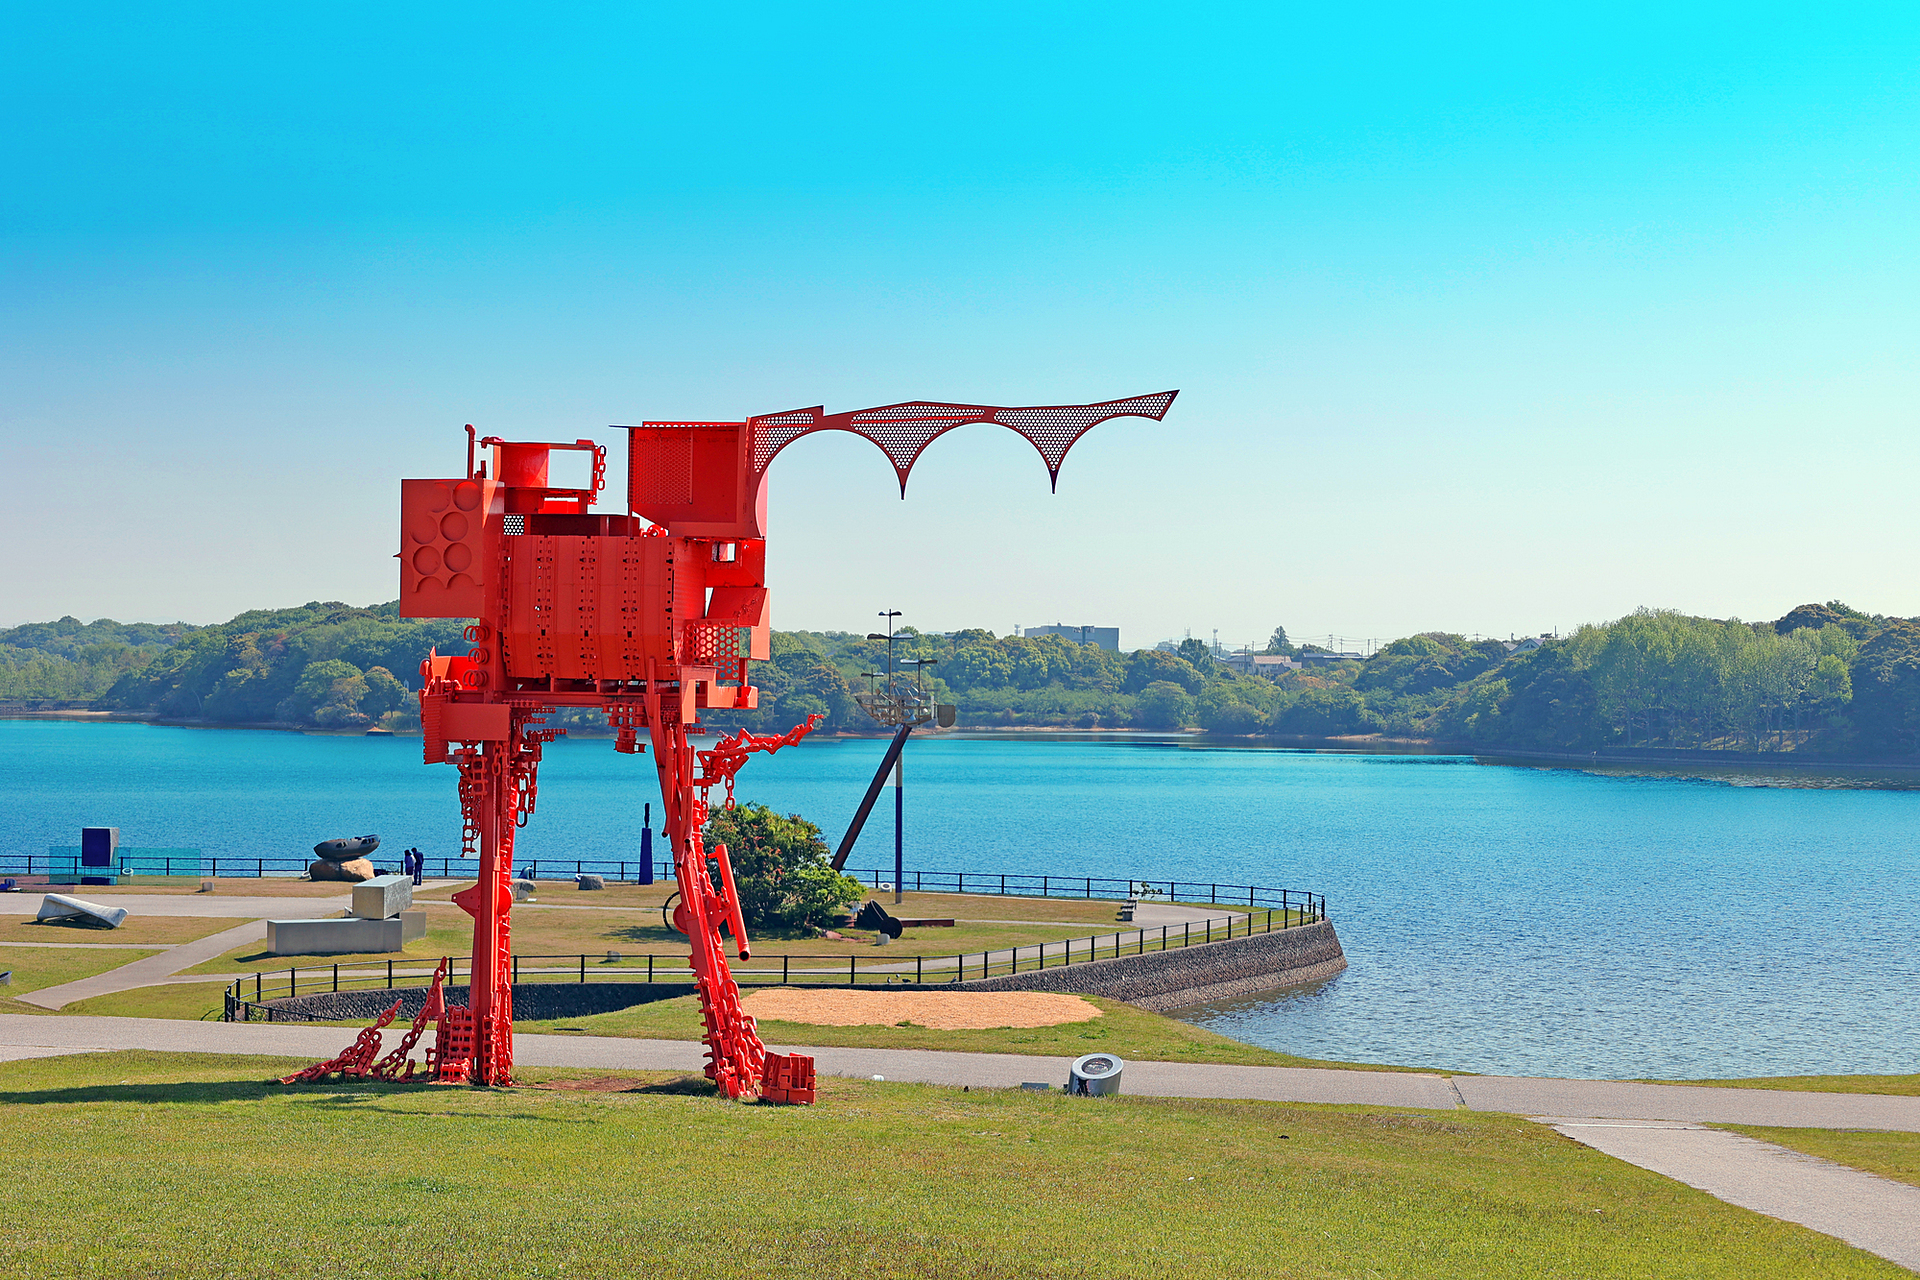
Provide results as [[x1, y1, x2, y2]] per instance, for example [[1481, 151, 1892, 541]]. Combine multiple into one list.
[[702, 801, 864, 934]]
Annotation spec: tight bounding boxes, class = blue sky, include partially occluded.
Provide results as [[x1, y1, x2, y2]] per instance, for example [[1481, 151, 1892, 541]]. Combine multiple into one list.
[[5, 3, 1916, 648]]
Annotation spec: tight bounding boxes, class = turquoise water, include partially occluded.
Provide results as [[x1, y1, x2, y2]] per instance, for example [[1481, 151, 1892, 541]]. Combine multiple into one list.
[[4, 718, 1917, 1080]]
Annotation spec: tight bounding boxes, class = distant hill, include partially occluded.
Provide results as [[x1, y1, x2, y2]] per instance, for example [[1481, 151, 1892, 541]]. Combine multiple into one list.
[[7, 598, 1916, 758], [0, 615, 199, 705]]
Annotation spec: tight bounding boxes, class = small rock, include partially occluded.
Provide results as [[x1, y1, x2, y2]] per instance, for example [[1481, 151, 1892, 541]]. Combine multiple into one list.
[[576, 874, 605, 891], [822, 930, 845, 940], [308, 857, 376, 883]]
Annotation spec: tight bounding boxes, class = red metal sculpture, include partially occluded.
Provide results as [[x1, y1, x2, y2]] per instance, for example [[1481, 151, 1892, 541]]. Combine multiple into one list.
[[291, 391, 1176, 1100]]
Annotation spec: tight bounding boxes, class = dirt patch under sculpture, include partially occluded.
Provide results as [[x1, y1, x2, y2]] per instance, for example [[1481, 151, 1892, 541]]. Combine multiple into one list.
[[741, 988, 1102, 1030]]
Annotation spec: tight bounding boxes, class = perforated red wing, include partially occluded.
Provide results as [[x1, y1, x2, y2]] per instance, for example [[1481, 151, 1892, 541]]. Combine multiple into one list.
[[747, 390, 1177, 494]]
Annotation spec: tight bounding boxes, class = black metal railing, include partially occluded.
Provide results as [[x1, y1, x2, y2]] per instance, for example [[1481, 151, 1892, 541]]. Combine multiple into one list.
[[6, 850, 1319, 915], [220, 901, 1326, 1022]]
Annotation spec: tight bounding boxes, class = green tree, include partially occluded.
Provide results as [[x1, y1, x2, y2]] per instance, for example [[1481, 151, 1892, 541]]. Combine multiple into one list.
[[1135, 680, 1195, 729], [359, 666, 410, 719], [280, 658, 364, 724], [702, 802, 864, 933], [1847, 620, 1920, 755], [1124, 649, 1203, 695], [1176, 637, 1214, 672], [1273, 686, 1375, 736], [1200, 700, 1263, 734], [946, 645, 1013, 689], [1265, 626, 1293, 655]]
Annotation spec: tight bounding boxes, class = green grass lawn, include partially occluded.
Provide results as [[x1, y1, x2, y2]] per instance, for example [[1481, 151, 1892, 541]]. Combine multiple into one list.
[[1652, 1074, 1920, 1097], [81, 877, 355, 898], [59, 980, 234, 1021], [0, 945, 160, 993], [513, 993, 1378, 1068], [33, 980, 1428, 1073], [1725, 1126, 1920, 1189], [0, 1051, 1900, 1280]]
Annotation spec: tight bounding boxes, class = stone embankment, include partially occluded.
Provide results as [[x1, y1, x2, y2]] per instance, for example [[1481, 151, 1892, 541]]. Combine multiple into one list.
[[949, 918, 1345, 1010], [254, 920, 1346, 1021]]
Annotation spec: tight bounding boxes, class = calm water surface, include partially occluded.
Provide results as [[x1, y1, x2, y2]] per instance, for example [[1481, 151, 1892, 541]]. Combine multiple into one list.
[[4, 718, 1916, 1081]]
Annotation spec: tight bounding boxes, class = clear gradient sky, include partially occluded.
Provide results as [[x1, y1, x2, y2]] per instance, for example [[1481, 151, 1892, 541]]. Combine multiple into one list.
[[4, 4, 1916, 649]]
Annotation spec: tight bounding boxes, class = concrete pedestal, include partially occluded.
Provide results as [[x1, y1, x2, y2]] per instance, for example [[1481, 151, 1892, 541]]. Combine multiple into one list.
[[268, 916, 403, 955]]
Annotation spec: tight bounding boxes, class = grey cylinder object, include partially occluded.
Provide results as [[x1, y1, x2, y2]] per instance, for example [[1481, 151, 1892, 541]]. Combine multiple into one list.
[[1067, 1053, 1124, 1096]]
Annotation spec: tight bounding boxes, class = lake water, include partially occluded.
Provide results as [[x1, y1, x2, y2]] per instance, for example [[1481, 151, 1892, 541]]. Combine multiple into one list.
[[4, 718, 1916, 1081]]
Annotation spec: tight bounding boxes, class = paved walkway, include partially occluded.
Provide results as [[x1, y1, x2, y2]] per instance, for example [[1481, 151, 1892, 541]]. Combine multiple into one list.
[[2, 1013, 1914, 1126], [0, 893, 352, 919], [18, 922, 265, 1009], [1542, 1118, 1920, 1273]]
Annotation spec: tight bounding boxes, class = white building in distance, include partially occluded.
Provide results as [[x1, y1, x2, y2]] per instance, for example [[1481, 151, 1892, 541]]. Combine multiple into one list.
[[1021, 624, 1120, 651]]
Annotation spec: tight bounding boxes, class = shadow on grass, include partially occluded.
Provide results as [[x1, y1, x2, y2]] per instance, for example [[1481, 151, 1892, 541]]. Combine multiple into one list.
[[526, 1073, 716, 1096], [0, 1075, 616, 1115], [602, 924, 687, 945], [0, 1077, 353, 1106]]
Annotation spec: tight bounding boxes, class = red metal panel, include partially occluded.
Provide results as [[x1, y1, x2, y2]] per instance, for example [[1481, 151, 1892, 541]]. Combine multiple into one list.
[[628, 422, 761, 536], [400, 478, 495, 617], [441, 702, 511, 741], [550, 535, 599, 679]]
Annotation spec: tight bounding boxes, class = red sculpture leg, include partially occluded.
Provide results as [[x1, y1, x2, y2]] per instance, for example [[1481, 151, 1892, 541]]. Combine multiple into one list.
[[651, 715, 762, 1096], [443, 714, 550, 1086]]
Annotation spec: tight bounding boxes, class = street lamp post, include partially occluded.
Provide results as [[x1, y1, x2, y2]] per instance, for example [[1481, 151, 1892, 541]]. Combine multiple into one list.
[[831, 611, 954, 905]]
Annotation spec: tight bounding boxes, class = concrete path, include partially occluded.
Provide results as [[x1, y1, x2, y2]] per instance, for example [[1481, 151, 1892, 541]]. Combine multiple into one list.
[[0, 893, 352, 919], [1542, 1118, 1920, 1273], [1459, 1075, 1920, 1131], [19, 922, 266, 1010], [0, 941, 173, 949], [3, 1014, 1916, 1128]]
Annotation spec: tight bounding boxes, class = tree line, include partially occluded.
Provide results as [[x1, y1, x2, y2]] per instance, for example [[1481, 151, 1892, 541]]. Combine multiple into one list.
[[4, 599, 1916, 757]]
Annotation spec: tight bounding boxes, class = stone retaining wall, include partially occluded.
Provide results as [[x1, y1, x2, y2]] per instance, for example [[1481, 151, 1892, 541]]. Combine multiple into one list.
[[255, 982, 694, 1023], [253, 920, 1345, 1022], [948, 918, 1345, 1011]]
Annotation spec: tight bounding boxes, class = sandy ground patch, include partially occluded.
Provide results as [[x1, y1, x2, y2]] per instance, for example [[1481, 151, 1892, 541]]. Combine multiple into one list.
[[741, 988, 1102, 1030]]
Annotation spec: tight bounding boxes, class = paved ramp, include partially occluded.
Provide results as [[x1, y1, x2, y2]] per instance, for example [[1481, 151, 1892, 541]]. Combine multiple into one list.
[[1543, 1118, 1920, 1274]]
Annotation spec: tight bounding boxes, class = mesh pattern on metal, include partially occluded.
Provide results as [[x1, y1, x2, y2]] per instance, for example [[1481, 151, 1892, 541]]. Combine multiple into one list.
[[683, 622, 750, 684], [631, 430, 694, 506], [746, 391, 1176, 493], [749, 410, 820, 474]]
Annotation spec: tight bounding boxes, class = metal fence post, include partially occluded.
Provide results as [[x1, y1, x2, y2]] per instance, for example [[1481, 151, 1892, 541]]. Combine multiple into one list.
[[580, 955, 586, 984]]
